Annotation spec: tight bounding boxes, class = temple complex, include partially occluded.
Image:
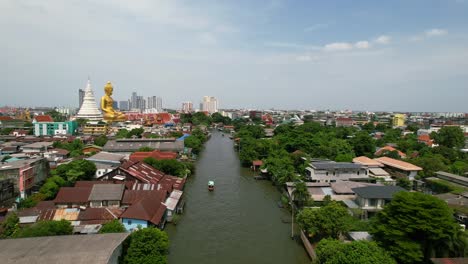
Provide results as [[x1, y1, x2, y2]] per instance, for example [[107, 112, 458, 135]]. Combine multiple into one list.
[[75, 79, 103, 121]]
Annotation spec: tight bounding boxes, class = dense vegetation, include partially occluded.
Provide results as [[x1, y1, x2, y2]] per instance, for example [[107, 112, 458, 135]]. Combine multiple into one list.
[[144, 157, 194, 177], [370, 192, 468, 263], [0, 215, 72, 239], [184, 128, 208, 155], [99, 220, 126, 234], [18, 159, 97, 208], [122, 227, 169, 264], [316, 239, 396, 264]]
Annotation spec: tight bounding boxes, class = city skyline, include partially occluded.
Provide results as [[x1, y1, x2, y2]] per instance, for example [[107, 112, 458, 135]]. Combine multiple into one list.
[[1, 1, 468, 112]]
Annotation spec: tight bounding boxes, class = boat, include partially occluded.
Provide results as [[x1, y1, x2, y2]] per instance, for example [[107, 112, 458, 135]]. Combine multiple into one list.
[[208, 180, 215, 191]]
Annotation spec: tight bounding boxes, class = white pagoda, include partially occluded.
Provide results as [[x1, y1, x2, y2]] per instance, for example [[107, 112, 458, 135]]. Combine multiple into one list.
[[75, 79, 103, 121]]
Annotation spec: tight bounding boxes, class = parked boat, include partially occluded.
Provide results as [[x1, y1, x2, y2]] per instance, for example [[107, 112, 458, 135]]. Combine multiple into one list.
[[208, 180, 215, 191]]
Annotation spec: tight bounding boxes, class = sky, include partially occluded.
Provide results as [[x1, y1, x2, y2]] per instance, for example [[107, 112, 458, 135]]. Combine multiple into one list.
[[1, 0, 468, 112]]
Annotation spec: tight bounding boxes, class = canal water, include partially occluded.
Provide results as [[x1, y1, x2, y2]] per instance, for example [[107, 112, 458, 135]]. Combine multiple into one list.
[[166, 131, 309, 264]]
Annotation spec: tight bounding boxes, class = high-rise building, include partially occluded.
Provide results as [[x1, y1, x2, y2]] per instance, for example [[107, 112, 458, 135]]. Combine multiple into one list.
[[78, 89, 85, 108], [181, 101, 193, 113], [131, 92, 137, 109], [75, 80, 103, 121], [147, 96, 163, 112], [119, 101, 129, 111], [201, 96, 218, 114], [136, 96, 145, 112]]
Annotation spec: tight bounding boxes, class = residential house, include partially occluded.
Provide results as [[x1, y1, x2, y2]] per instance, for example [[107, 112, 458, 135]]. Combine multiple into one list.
[[54, 187, 92, 208], [374, 157, 422, 180], [352, 156, 393, 183], [82, 144, 103, 155], [352, 185, 406, 219], [286, 181, 380, 202], [0, 157, 49, 199], [120, 189, 168, 231], [102, 160, 185, 191], [374, 145, 407, 159], [164, 190, 184, 222], [335, 117, 355, 127], [10, 130, 28, 137], [33, 121, 77, 137], [305, 161, 369, 183], [88, 184, 125, 208], [21, 141, 54, 154], [85, 152, 126, 178], [434, 171, 468, 187], [418, 134, 437, 147]]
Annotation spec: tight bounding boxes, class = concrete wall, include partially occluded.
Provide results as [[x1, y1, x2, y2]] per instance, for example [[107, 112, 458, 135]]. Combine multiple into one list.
[[122, 218, 148, 231]]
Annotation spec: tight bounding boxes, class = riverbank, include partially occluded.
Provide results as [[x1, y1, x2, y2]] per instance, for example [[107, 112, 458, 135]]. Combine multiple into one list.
[[166, 131, 309, 264]]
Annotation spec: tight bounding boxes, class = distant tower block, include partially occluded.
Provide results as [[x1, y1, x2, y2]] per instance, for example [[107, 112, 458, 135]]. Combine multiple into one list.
[[75, 79, 103, 121]]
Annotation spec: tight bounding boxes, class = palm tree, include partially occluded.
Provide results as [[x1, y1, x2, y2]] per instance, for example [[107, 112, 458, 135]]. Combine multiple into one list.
[[292, 181, 310, 207]]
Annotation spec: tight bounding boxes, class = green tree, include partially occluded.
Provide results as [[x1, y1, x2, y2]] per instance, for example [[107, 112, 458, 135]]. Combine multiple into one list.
[[432, 126, 465, 149], [351, 132, 376, 157], [52, 159, 97, 184], [123, 227, 169, 264], [15, 220, 73, 238], [296, 201, 352, 241], [99, 220, 125, 233], [127, 128, 144, 138], [0, 213, 19, 238], [292, 181, 310, 207], [144, 158, 190, 177], [396, 177, 412, 190], [409, 154, 449, 178], [264, 150, 295, 185], [17, 193, 47, 209], [184, 136, 203, 155], [316, 239, 396, 264], [370, 192, 467, 264], [94, 135, 108, 147], [116, 129, 129, 138]]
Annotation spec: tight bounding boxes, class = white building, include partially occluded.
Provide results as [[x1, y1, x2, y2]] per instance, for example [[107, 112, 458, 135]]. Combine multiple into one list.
[[201, 96, 218, 114], [147, 96, 163, 112], [181, 101, 193, 113], [75, 80, 103, 121], [305, 161, 369, 183]]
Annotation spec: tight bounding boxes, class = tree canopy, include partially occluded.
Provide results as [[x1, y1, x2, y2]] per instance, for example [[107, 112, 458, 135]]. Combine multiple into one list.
[[14, 220, 73, 238], [123, 227, 169, 264], [296, 201, 352, 241], [99, 220, 125, 233], [432, 126, 465, 149], [144, 158, 191, 177], [316, 239, 396, 264], [52, 159, 97, 184], [370, 192, 467, 264]]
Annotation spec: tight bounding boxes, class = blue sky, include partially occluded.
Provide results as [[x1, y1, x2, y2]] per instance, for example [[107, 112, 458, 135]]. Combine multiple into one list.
[[1, 0, 467, 112]]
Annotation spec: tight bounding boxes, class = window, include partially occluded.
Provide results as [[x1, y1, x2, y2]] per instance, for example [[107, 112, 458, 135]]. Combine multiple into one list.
[[128, 220, 132, 225], [369, 199, 378, 207]]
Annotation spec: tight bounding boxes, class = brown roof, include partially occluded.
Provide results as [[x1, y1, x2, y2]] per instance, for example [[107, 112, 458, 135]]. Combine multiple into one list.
[[0, 116, 13, 121], [431, 258, 468, 264], [120, 161, 166, 184], [353, 156, 384, 167], [88, 184, 125, 201], [120, 190, 167, 225], [52, 148, 70, 156], [74, 181, 117, 188], [54, 187, 92, 204], [34, 115, 54, 122], [129, 150, 177, 162], [78, 208, 123, 222], [375, 157, 423, 171]]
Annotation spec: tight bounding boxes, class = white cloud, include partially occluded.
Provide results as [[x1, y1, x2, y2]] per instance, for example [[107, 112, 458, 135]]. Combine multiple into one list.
[[355, 41, 370, 49], [324, 42, 353, 51], [375, 35, 391, 44], [425, 28, 448, 37]]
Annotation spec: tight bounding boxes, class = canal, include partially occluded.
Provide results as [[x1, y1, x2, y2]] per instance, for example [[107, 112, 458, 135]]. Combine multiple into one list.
[[166, 131, 310, 264]]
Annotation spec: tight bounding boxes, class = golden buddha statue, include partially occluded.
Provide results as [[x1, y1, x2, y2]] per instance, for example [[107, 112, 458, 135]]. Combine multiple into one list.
[[101, 81, 127, 122]]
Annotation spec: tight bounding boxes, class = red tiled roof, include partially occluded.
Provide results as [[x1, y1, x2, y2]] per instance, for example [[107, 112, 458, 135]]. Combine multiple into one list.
[[374, 157, 423, 171], [129, 150, 177, 162], [252, 160, 263, 166], [52, 148, 70, 156], [34, 115, 54, 122], [54, 187, 92, 204], [78, 207, 123, 222], [375, 146, 407, 158], [120, 190, 167, 225], [353, 156, 384, 167], [0, 116, 13, 121]]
